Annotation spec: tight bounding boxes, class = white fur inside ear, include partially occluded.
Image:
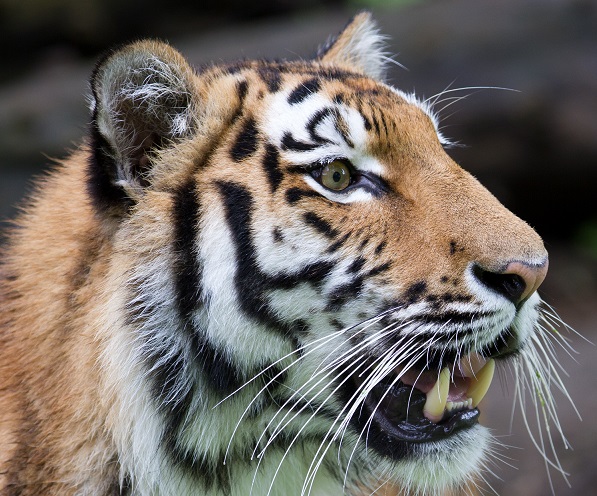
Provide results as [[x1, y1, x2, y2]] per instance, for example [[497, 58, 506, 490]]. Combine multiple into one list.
[[341, 16, 388, 80], [91, 42, 197, 193], [96, 51, 194, 148], [116, 54, 194, 139], [319, 12, 389, 81]]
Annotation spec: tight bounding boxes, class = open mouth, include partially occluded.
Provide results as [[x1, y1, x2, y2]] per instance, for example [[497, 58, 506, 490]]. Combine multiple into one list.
[[351, 354, 496, 446]]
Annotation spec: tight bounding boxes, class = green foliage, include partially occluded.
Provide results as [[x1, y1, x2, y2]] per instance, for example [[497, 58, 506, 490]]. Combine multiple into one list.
[[576, 220, 597, 258]]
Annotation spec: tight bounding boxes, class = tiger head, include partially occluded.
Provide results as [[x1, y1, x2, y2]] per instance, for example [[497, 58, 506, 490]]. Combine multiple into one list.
[[90, 12, 570, 495]]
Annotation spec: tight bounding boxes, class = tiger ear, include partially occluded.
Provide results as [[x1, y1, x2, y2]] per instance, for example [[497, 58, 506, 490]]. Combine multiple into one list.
[[89, 40, 197, 209], [317, 12, 387, 80]]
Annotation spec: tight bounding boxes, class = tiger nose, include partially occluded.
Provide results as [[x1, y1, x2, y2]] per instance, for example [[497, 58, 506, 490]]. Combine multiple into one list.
[[473, 259, 549, 306]]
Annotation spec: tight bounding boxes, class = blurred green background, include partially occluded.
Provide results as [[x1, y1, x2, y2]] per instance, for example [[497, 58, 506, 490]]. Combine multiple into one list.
[[0, 0, 595, 494]]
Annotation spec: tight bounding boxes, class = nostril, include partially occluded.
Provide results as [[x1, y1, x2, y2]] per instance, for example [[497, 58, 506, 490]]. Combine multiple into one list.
[[472, 259, 548, 305], [473, 265, 527, 304]]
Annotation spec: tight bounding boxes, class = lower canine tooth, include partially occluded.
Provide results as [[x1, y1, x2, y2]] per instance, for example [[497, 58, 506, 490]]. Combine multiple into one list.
[[468, 358, 495, 407], [424, 368, 450, 422]]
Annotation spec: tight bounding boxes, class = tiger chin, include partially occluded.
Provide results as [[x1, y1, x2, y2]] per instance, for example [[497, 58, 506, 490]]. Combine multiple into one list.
[[0, 12, 575, 496]]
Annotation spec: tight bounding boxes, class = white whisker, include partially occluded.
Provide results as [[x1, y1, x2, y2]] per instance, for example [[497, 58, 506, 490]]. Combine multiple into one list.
[[222, 313, 391, 462], [301, 329, 431, 494], [254, 318, 401, 461], [306, 333, 443, 492], [423, 85, 519, 105]]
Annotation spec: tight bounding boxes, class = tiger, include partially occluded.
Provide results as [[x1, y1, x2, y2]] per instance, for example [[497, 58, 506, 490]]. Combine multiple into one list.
[[0, 11, 575, 496]]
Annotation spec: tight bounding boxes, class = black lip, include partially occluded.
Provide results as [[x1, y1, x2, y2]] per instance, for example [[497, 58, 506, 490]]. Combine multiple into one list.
[[480, 326, 520, 359], [341, 375, 480, 460], [365, 380, 480, 443]]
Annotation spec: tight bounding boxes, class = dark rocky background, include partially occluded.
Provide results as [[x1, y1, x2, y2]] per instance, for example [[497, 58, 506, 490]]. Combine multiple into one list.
[[1, 0, 595, 494]]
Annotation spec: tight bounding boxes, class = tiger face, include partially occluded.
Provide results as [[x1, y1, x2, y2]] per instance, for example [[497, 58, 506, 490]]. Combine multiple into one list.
[[0, 12, 574, 496]]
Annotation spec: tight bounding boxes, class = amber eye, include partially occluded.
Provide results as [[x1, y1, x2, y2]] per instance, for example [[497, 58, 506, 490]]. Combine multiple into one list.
[[320, 160, 352, 191]]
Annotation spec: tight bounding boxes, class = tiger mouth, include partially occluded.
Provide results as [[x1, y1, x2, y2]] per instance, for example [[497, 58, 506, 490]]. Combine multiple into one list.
[[351, 354, 495, 447]]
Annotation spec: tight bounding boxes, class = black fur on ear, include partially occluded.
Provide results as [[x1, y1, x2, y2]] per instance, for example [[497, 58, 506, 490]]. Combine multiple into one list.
[[88, 40, 197, 215]]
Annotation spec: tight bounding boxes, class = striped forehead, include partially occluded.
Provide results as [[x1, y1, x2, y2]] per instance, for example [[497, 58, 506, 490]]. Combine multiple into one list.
[[262, 82, 383, 174], [261, 75, 442, 173]]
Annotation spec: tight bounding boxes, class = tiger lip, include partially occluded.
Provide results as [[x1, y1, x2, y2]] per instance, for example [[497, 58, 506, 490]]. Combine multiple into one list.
[[397, 354, 496, 423]]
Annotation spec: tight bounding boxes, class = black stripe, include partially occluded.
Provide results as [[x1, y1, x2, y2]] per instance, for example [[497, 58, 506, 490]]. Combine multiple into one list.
[[330, 318, 344, 332], [288, 78, 321, 105], [405, 281, 427, 304], [168, 441, 235, 493], [263, 144, 283, 193], [172, 180, 203, 318], [413, 310, 491, 325], [347, 257, 366, 274], [166, 181, 249, 400], [237, 80, 249, 102], [333, 93, 345, 104], [165, 402, 338, 494], [123, 180, 203, 441], [190, 328, 247, 395], [158, 355, 285, 490], [166, 427, 337, 495], [360, 110, 372, 131], [375, 241, 386, 255], [217, 181, 283, 330], [230, 117, 259, 162], [366, 261, 391, 277], [151, 180, 251, 437], [267, 260, 334, 290], [272, 226, 284, 243], [285, 187, 320, 204], [379, 111, 389, 138], [326, 277, 364, 311], [229, 80, 249, 124], [224, 61, 251, 75], [370, 112, 381, 136], [218, 182, 332, 330], [281, 132, 319, 152], [277, 65, 361, 82], [87, 119, 133, 214], [326, 232, 350, 253], [291, 318, 310, 337], [306, 107, 335, 145], [258, 67, 282, 93], [303, 212, 339, 239], [148, 347, 194, 440], [334, 119, 354, 148]]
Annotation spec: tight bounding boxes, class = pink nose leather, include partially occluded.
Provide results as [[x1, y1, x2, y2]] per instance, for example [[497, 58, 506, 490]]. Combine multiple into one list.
[[502, 259, 549, 302]]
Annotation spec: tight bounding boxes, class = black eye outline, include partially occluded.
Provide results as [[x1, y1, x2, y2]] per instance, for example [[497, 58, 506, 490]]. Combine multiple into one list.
[[308, 157, 389, 197]]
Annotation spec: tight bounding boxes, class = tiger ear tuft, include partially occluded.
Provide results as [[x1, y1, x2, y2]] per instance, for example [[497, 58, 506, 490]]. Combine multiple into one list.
[[89, 40, 197, 208], [317, 12, 388, 81]]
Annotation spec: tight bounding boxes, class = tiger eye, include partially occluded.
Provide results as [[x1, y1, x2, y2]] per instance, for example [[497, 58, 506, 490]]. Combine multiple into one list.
[[320, 160, 351, 191]]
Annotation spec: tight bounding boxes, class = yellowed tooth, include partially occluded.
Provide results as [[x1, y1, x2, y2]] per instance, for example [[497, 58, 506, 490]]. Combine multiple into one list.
[[468, 358, 495, 408], [423, 368, 450, 423]]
